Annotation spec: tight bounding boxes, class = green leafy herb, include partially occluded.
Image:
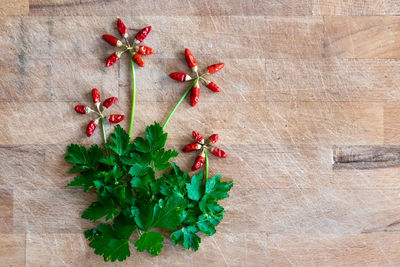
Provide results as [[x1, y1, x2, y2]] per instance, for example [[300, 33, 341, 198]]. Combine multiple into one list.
[[171, 226, 201, 251], [86, 223, 136, 262], [135, 231, 164, 256], [66, 123, 233, 261]]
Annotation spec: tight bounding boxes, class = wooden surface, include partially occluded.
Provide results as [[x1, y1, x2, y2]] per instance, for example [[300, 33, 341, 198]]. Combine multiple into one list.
[[1, 1, 400, 266]]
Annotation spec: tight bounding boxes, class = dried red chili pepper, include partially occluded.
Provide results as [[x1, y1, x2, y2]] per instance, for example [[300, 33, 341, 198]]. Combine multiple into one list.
[[208, 134, 218, 144], [132, 53, 145, 67], [106, 52, 121, 67], [210, 147, 227, 158], [75, 105, 86, 114], [138, 46, 154, 55], [109, 114, 125, 123], [103, 20, 154, 67], [185, 48, 197, 72], [204, 80, 220, 92], [74, 89, 124, 137], [102, 34, 123, 47], [207, 63, 224, 74], [169, 49, 225, 106], [192, 151, 206, 171], [117, 18, 128, 38], [86, 120, 97, 137], [183, 131, 228, 171], [169, 72, 191, 82], [190, 81, 200, 107], [92, 88, 101, 105], [183, 143, 201, 152], [192, 131, 204, 144], [103, 97, 118, 108], [135, 26, 151, 43]]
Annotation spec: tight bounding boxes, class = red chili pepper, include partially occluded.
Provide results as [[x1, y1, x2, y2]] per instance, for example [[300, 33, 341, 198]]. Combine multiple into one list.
[[138, 46, 154, 55], [192, 152, 206, 171], [192, 131, 204, 144], [183, 143, 201, 152], [135, 26, 151, 43], [185, 48, 197, 70], [74, 105, 86, 114], [208, 134, 219, 144], [169, 72, 191, 82], [208, 63, 224, 74], [190, 82, 200, 107], [117, 18, 128, 38], [106, 52, 120, 67], [211, 147, 227, 158], [109, 114, 125, 123], [132, 53, 145, 67], [92, 88, 100, 104], [102, 34, 123, 47], [103, 97, 118, 109], [86, 120, 97, 137], [205, 81, 220, 92]]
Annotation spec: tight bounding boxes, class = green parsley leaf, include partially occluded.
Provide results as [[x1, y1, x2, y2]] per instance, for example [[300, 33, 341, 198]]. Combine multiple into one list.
[[106, 125, 130, 156], [134, 231, 164, 256], [199, 175, 233, 212], [87, 223, 135, 262], [66, 144, 103, 172], [81, 200, 120, 222], [171, 226, 201, 251], [95, 165, 124, 184], [197, 212, 224, 236], [152, 192, 187, 230], [99, 154, 118, 166], [133, 137, 150, 153], [67, 171, 96, 192], [146, 122, 167, 151], [186, 172, 203, 201], [130, 165, 156, 193], [134, 201, 155, 230], [65, 144, 88, 165], [152, 149, 178, 171], [159, 163, 190, 197]]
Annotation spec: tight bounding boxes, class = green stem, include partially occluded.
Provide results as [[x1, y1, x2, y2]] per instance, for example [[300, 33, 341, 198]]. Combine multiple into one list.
[[100, 117, 107, 145], [128, 55, 136, 139], [204, 149, 209, 180], [162, 78, 198, 130]]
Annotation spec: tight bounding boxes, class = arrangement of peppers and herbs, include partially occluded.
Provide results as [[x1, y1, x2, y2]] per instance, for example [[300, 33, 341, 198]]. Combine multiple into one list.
[[65, 19, 233, 262]]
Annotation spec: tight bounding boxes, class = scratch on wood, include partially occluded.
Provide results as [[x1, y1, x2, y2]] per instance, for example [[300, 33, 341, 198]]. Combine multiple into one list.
[[29, 0, 116, 9], [333, 145, 400, 169], [362, 219, 400, 234]]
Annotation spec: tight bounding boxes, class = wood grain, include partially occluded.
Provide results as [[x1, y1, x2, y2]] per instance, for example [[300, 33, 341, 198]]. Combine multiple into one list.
[[323, 16, 400, 59], [0, 0, 28, 15], [333, 145, 400, 169], [268, 233, 400, 266], [1, 0, 400, 265], [313, 0, 400, 15], [28, 0, 312, 16]]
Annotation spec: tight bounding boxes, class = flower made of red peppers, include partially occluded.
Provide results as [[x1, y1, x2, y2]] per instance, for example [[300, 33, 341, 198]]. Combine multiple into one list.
[[169, 48, 224, 107], [102, 18, 154, 68], [74, 88, 125, 137], [183, 131, 227, 171]]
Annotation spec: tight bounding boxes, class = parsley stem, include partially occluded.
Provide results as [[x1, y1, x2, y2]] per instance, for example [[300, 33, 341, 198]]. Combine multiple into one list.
[[100, 117, 107, 145], [204, 149, 209, 180], [128, 54, 136, 139], [162, 78, 198, 130]]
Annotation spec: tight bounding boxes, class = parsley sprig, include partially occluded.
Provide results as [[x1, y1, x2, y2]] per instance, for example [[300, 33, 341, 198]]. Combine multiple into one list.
[[66, 122, 233, 261]]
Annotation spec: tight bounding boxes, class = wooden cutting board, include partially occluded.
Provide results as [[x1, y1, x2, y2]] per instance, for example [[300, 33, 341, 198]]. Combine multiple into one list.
[[1, 0, 400, 266]]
